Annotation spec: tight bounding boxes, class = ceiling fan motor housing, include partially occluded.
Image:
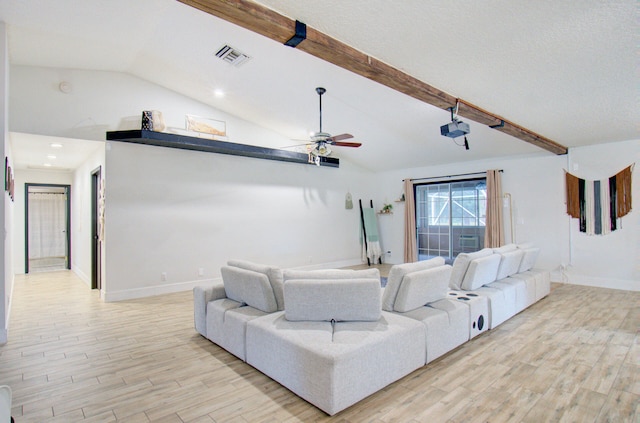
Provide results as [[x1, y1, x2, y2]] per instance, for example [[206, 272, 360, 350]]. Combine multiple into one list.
[[311, 131, 332, 141]]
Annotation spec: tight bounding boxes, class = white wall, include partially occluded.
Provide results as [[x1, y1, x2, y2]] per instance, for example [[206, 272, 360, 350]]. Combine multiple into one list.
[[565, 139, 639, 290], [0, 21, 11, 344], [71, 147, 106, 285], [104, 141, 373, 300], [9, 66, 293, 149]]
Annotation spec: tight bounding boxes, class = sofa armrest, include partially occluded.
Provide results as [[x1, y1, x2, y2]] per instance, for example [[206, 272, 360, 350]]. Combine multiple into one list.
[[193, 281, 226, 336]]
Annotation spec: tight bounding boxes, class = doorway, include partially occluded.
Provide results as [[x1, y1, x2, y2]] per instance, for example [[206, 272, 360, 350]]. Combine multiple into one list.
[[91, 167, 102, 290], [25, 184, 71, 273]]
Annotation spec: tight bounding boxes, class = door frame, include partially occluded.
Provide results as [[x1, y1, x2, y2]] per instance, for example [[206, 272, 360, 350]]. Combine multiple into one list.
[[91, 167, 102, 290], [24, 183, 72, 274]]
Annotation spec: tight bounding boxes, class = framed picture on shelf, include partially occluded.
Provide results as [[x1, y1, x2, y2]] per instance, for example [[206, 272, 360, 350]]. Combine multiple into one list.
[[185, 115, 227, 138]]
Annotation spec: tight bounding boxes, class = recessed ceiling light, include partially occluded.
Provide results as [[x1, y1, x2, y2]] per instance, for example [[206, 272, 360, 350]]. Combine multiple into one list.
[[47, 154, 57, 160], [214, 89, 225, 98], [43, 163, 52, 167], [50, 143, 63, 148]]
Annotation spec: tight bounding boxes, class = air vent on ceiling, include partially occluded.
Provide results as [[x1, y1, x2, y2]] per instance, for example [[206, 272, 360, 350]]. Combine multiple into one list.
[[215, 45, 251, 67]]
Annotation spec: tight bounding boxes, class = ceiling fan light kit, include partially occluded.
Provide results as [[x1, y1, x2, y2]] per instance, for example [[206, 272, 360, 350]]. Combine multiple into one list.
[[287, 87, 363, 164]]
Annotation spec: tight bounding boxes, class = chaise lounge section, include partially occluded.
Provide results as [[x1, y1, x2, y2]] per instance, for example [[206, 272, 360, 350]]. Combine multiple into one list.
[[245, 274, 425, 415]]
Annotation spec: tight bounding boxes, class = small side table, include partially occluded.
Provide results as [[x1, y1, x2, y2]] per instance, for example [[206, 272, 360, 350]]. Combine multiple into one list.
[[448, 290, 489, 339]]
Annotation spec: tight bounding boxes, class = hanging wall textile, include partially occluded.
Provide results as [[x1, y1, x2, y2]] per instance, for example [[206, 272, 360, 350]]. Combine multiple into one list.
[[565, 165, 633, 235]]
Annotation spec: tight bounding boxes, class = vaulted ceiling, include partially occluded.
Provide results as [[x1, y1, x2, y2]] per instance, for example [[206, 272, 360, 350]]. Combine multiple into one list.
[[2, 0, 638, 171]]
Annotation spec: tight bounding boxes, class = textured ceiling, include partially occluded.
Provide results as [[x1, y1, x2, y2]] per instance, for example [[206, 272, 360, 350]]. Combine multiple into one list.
[[1, 0, 638, 171]]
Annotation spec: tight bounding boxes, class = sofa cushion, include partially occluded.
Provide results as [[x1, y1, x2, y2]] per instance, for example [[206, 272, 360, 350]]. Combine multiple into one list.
[[449, 248, 493, 290], [221, 266, 278, 313], [473, 285, 516, 329], [400, 298, 469, 363], [382, 257, 445, 311], [283, 268, 379, 282], [228, 260, 284, 311], [460, 253, 501, 290], [493, 243, 517, 254], [495, 249, 525, 280], [518, 247, 540, 272], [284, 278, 381, 322], [393, 265, 452, 312], [205, 299, 267, 361]]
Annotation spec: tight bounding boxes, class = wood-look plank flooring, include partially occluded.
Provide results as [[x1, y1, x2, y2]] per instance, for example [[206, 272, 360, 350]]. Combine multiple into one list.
[[1, 271, 638, 422]]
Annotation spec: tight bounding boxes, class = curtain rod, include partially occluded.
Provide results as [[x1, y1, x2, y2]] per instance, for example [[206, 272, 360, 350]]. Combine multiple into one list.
[[407, 169, 503, 183]]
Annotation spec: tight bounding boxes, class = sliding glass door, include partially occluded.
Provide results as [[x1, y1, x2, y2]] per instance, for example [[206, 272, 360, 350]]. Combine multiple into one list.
[[415, 179, 486, 262]]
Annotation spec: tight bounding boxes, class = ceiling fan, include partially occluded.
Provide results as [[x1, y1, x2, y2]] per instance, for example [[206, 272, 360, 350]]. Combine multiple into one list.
[[285, 87, 361, 160]]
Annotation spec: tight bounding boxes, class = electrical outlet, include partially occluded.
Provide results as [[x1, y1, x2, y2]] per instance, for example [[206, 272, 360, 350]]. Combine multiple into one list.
[[198, 268, 204, 276], [161, 272, 167, 281]]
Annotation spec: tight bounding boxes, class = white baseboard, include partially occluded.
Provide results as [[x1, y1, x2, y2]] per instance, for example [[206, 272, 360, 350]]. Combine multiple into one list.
[[291, 258, 365, 270], [72, 266, 91, 287], [565, 274, 639, 292], [101, 258, 372, 302], [4, 272, 15, 343], [102, 277, 220, 302]]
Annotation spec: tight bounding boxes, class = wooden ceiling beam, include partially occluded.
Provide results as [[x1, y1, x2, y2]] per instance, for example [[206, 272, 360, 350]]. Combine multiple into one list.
[[178, 0, 568, 155]]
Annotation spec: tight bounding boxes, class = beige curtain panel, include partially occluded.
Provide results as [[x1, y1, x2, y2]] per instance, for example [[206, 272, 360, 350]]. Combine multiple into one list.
[[484, 169, 504, 248], [403, 178, 417, 263]]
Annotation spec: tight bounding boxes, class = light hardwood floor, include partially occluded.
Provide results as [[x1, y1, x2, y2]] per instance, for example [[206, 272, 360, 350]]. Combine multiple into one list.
[[1, 271, 638, 422]]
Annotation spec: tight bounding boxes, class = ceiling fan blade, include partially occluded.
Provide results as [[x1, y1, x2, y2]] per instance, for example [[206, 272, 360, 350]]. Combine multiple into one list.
[[332, 141, 362, 148], [328, 133, 353, 142]]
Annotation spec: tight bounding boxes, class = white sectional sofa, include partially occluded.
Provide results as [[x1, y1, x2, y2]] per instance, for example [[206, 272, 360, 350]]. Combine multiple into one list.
[[194, 262, 426, 415], [193, 243, 549, 415]]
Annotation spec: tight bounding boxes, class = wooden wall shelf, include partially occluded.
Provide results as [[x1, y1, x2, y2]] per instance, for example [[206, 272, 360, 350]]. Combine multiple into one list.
[[105, 130, 339, 168]]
